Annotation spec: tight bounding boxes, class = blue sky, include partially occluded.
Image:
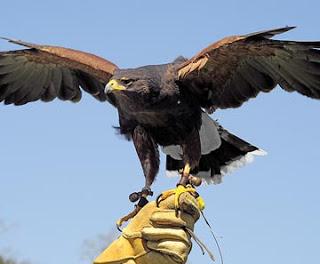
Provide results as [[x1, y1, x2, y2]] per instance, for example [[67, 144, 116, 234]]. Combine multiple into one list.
[[0, 1, 319, 264]]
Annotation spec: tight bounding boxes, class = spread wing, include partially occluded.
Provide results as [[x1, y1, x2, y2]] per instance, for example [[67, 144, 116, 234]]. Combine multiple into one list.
[[0, 38, 118, 105], [177, 26, 320, 110]]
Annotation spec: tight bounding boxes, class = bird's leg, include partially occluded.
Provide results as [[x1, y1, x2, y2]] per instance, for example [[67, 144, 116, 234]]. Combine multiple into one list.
[[128, 126, 159, 203], [117, 126, 159, 230], [174, 162, 196, 208], [157, 129, 202, 210], [174, 129, 202, 209], [179, 162, 191, 185]]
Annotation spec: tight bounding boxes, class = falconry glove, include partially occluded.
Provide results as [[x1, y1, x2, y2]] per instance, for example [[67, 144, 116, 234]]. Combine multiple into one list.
[[94, 191, 203, 264]]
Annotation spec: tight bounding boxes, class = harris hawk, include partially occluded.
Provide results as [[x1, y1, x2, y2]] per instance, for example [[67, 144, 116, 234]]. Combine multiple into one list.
[[1, 26, 320, 208]]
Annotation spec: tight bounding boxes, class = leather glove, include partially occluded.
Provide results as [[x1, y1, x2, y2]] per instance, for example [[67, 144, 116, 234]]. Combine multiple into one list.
[[94, 190, 203, 264]]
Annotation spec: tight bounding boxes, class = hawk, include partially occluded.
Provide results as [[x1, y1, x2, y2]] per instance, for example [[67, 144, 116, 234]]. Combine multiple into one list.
[[1, 26, 320, 208]]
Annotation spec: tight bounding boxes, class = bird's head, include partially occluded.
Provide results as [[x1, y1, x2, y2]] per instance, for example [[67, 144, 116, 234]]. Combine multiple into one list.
[[105, 66, 163, 95], [105, 77, 135, 93]]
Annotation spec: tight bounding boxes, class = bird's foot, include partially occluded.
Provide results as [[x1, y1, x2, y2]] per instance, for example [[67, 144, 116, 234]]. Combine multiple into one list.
[[128, 187, 153, 203], [117, 193, 151, 231], [116, 206, 140, 231], [116, 187, 153, 231], [174, 184, 197, 210], [156, 184, 204, 212]]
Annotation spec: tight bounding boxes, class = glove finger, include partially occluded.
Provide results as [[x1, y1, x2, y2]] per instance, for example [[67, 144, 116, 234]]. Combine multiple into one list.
[[150, 210, 196, 230], [142, 226, 190, 244], [136, 251, 179, 264], [146, 240, 191, 264]]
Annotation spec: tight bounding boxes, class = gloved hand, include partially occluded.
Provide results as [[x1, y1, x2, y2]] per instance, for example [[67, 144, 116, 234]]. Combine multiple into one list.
[[94, 189, 203, 264]]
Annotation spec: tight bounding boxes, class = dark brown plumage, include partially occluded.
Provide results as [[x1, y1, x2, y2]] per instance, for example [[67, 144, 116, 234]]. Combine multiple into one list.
[[1, 26, 320, 200], [0, 38, 117, 105], [178, 26, 320, 110]]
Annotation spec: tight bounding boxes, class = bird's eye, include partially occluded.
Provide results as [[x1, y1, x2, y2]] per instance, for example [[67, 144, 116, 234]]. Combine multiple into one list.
[[121, 78, 134, 85]]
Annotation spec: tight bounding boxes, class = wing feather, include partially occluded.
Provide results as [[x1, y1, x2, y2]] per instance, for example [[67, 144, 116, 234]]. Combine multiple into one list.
[[13, 64, 44, 105], [22, 65, 50, 103], [59, 68, 76, 101], [178, 27, 320, 109], [0, 65, 34, 102], [0, 38, 118, 105]]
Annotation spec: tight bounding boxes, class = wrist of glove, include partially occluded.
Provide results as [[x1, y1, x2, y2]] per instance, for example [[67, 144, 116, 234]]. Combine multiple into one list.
[[94, 191, 202, 264]]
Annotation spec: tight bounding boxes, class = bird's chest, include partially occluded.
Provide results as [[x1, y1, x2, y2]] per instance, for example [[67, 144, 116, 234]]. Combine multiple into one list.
[[117, 94, 201, 145], [116, 90, 184, 126]]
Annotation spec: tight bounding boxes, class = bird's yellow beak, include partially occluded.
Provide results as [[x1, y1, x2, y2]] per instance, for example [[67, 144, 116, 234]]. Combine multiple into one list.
[[105, 80, 126, 93]]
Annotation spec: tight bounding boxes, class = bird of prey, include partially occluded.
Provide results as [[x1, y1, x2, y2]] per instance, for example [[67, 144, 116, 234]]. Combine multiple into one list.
[[1, 26, 320, 208]]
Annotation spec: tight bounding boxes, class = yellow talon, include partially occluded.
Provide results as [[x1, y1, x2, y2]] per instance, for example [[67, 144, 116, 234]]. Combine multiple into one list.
[[174, 184, 196, 209], [156, 184, 205, 211]]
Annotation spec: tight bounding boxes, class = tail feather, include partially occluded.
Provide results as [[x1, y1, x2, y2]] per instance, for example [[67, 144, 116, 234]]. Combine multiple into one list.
[[165, 118, 266, 184]]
